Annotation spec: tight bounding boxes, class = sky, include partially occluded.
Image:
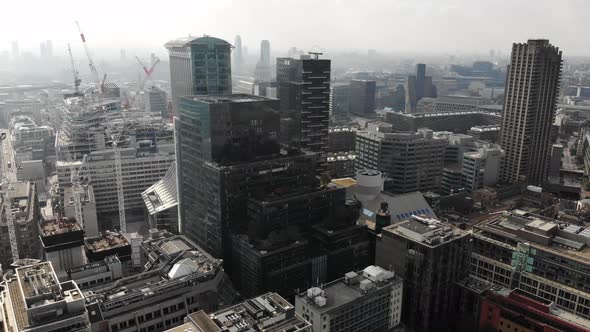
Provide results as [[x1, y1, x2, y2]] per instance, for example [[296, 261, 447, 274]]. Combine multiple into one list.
[[1, 0, 588, 58]]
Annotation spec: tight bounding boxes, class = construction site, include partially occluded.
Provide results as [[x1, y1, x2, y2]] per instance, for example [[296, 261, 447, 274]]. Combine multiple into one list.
[[0, 22, 175, 270]]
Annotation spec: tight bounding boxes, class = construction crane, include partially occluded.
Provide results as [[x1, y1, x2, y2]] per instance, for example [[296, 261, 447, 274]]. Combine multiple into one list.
[[124, 56, 160, 109], [68, 153, 88, 229], [67, 43, 82, 94], [0, 132, 18, 263], [111, 124, 131, 233], [76, 21, 101, 93]]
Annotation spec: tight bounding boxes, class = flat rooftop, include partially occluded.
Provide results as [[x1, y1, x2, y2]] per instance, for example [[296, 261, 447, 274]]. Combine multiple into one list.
[[184, 94, 271, 104], [296, 266, 402, 314], [40, 217, 82, 237], [203, 292, 309, 332], [85, 231, 129, 253], [382, 215, 468, 247], [475, 212, 590, 263]]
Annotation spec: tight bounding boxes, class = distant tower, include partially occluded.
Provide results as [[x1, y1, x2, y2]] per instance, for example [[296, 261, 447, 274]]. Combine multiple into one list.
[[254, 40, 271, 82], [499, 39, 562, 185], [40, 42, 47, 58], [119, 49, 126, 62], [233, 35, 243, 75], [11, 41, 19, 59], [46, 40, 53, 57], [260, 40, 270, 66], [405, 63, 436, 113]]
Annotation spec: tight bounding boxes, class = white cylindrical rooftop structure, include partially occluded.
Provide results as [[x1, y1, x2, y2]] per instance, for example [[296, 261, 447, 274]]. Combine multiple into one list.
[[355, 169, 383, 202]]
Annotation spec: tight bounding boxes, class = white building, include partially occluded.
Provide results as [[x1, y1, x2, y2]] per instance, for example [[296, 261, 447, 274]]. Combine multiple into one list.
[[296, 265, 403, 332], [462, 147, 504, 192]]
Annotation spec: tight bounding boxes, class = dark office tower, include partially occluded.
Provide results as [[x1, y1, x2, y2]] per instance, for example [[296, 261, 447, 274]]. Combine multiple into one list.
[[164, 35, 232, 116], [376, 217, 470, 332], [176, 94, 315, 257], [500, 40, 562, 185], [233, 35, 243, 75], [349, 79, 376, 115], [405, 63, 437, 113], [276, 54, 331, 170]]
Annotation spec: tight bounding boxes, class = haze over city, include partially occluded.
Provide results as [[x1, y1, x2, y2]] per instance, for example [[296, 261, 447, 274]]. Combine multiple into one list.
[[1, 0, 590, 56]]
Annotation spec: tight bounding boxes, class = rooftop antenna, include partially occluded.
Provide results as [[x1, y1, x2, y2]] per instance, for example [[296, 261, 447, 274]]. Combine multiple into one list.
[[308, 51, 323, 60]]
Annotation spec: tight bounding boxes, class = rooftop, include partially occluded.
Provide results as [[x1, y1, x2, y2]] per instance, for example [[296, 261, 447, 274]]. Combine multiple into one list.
[[164, 35, 232, 49], [91, 233, 224, 313], [39, 217, 82, 237], [193, 292, 310, 332], [85, 231, 130, 253], [474, 212, 590, 263], [184, 94, 271, 104], [296, 266, 402, 314], [382, 215, 469, 247], [7, 261, 85, 330]]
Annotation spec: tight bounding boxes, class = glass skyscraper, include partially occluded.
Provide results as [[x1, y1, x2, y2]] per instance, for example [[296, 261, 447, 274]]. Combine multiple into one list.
[[164, 35, 232, 116]]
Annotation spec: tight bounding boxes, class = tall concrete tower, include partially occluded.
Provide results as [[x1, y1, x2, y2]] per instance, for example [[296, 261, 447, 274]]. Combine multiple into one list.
[[260, 40, 270, 66], [499, 39, 562, 185]]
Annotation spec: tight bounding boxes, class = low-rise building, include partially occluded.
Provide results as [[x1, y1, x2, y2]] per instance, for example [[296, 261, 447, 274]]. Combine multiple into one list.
[[0, 261, 90, 332], [39, 216, 86, 276], [471, 211, 590, 320], [85, 231, 237, 332], [170, 292, 311, 332], [295, 265, 403, 332]]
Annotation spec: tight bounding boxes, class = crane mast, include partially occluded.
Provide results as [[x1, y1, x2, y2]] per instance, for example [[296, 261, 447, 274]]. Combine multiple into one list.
[[76, 21, 101, 93], [67, 43, 82, 93]]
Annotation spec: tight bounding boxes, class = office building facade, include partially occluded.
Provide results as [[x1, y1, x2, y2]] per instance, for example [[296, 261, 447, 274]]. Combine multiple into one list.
[[355, 126, 446, 194], [176, 95, 311, 257], [329, 83, 350, 123], [471, 211, 590, 320], [164, 35, 232, 115], [349, 79, 376, 115], [500, 39, 562, 184], [276, 55, 331, 170], [376, 216, 470, 332]]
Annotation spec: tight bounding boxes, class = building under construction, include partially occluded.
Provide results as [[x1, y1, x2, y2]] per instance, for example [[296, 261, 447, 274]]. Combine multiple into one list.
[[56, 113, 175, 231]]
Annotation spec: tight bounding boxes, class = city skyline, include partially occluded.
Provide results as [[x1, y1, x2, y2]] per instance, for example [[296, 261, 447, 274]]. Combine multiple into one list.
[[1, 0, 590, 57]]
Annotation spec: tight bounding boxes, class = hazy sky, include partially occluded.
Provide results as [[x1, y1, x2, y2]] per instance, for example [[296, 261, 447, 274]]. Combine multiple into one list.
[[1, 0, 588, 57]]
